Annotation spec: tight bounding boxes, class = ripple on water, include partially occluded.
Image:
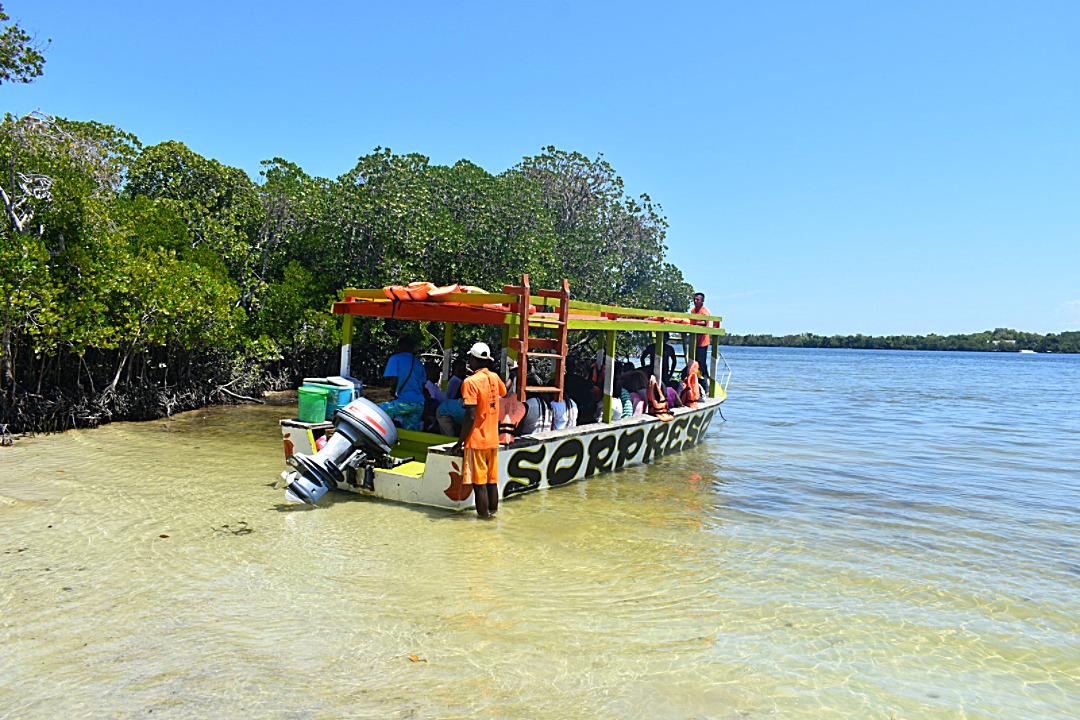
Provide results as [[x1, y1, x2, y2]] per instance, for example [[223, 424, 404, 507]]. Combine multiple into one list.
[[2, 350, 1079, 717]]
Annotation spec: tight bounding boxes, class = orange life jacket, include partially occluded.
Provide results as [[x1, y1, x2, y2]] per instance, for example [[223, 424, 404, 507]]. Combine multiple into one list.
[[498, 395, 528, 445], [646, 376, 674, 422], [680, 362, 701, 408], [383, 281, 437, 301], [588, 362, 603, 386]]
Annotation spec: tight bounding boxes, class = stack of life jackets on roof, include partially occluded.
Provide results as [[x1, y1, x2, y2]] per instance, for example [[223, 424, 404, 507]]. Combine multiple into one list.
[[383, 282, 459, 301], [382, 281, 537, 314]]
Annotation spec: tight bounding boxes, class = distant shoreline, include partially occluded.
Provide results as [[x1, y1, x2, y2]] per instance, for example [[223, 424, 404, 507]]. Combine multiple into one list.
[[717, 329, 1079, 354]]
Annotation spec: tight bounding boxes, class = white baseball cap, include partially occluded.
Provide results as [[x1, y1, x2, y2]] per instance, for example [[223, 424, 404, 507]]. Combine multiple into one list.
[[468, 342, 493, 360]]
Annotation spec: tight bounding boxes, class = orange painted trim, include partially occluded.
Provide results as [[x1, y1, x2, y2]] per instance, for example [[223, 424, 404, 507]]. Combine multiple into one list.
[[332, 299, 512, 326]]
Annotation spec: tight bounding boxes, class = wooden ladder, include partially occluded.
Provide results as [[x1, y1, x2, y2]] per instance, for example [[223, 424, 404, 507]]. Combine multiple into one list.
[[503, 274, 570, 403]]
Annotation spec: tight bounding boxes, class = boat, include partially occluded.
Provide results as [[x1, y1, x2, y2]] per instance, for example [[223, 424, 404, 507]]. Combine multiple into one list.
[[278, 275, 729, 510]]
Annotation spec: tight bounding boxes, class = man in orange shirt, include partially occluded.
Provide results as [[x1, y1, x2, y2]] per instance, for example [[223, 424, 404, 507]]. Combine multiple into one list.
[[690, 292, 714, 385], [451, 342, 507, 518]]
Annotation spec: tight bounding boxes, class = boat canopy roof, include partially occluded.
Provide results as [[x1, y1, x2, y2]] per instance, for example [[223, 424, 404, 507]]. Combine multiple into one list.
[[332, 286, 724, 335]]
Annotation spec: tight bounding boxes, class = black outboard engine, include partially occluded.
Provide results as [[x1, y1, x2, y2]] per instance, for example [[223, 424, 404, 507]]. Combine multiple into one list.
[[283, 397, 398, 504]]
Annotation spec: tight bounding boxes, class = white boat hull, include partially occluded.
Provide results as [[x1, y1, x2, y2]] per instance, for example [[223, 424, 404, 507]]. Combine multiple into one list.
[[282, 399, 722, 511]]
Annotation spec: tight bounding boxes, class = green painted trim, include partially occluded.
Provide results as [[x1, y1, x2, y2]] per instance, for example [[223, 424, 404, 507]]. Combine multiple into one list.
[[341, 314, 353, 346], [566, 318, 726, 334], [567, 298, 723, 324], [397, 428, 456, 445]]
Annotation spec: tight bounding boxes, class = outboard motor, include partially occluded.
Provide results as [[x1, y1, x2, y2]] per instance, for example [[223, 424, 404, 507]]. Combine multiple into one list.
[[283, 397, 398, 504]]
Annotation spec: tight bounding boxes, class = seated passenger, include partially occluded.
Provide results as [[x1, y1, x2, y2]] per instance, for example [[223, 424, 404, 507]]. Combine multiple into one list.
[[498, 362, 528, 445], [424, 362, 447, 404], [564, 372, 598, 424], [619, 379, 634, 418], [663, 372, 683, 410], [622, 370, 648, 416], [445, 358, 467, 400], [550, 395, 578, 430], [436, 397, 465, 437], [516, 394, 544, 435], [419, 362, 446, 432], [608, 371, 625, 421], [379, 336, 426, 431]]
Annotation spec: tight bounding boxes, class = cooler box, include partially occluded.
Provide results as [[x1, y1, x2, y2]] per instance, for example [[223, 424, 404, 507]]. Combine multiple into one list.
[[297, 386, 330, 423], [302, 376, 359, 419]]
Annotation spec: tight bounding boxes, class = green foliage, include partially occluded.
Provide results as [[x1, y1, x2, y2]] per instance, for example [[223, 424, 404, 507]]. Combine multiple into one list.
[[514, 147, 690, 311], [3, 121, 711, 430], [127, 140, 262, 288], [254, 260, 338, 353], [0, 4, 47, 85], [0, 112, 136, 393], [58, 196, 241, 355]]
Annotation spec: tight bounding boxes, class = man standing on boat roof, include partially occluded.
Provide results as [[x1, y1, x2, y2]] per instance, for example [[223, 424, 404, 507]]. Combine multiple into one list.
[[690, 292, 714, 384], [451, 342, 506, 519], [379, 336, 426, 431]]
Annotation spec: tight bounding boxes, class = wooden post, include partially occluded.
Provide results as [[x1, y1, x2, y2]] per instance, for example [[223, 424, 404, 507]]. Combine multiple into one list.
[[501, 322, 511, 378], [602, 329, 616, 422], [652, 331, 663, 383], [709, 333, 721, 398], [441, 322, 453, 390], [339, 314, 353, 377]]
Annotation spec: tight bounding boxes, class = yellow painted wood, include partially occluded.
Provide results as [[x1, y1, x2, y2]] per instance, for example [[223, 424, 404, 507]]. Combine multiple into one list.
[[566, 318, 726, 334], [567, 298, 723, 324], [341, 314, 353, 345]]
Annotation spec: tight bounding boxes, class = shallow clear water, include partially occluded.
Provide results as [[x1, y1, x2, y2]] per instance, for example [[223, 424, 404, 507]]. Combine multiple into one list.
[[1, 347, 1078, 718]]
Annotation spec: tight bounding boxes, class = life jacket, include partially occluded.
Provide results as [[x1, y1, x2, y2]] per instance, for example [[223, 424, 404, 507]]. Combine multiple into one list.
[[680, 362, 701, 408], [646, 376, 674, 422], [588, 362, 603, 386], [382, 281, 437, 302], [498, 395, 528, 445], [383, 281, 438, 302], [426, 283, 461, 299]]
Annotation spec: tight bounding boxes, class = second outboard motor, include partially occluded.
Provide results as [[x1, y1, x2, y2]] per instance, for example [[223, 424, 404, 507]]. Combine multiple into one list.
[[284, 397, 398, 504]]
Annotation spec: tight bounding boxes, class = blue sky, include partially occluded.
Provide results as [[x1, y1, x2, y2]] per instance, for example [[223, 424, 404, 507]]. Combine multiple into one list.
[[5, 1, 1078, 335]]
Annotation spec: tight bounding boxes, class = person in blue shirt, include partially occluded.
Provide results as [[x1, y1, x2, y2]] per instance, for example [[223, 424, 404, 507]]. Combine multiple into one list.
[[436, 397, 466, 436], [379, 336, 426, 430]]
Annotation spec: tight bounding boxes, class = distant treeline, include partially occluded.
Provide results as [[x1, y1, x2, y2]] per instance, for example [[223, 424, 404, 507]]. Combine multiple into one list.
[[0, 111, 690, 433], [718, 328, 1080, 353]]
